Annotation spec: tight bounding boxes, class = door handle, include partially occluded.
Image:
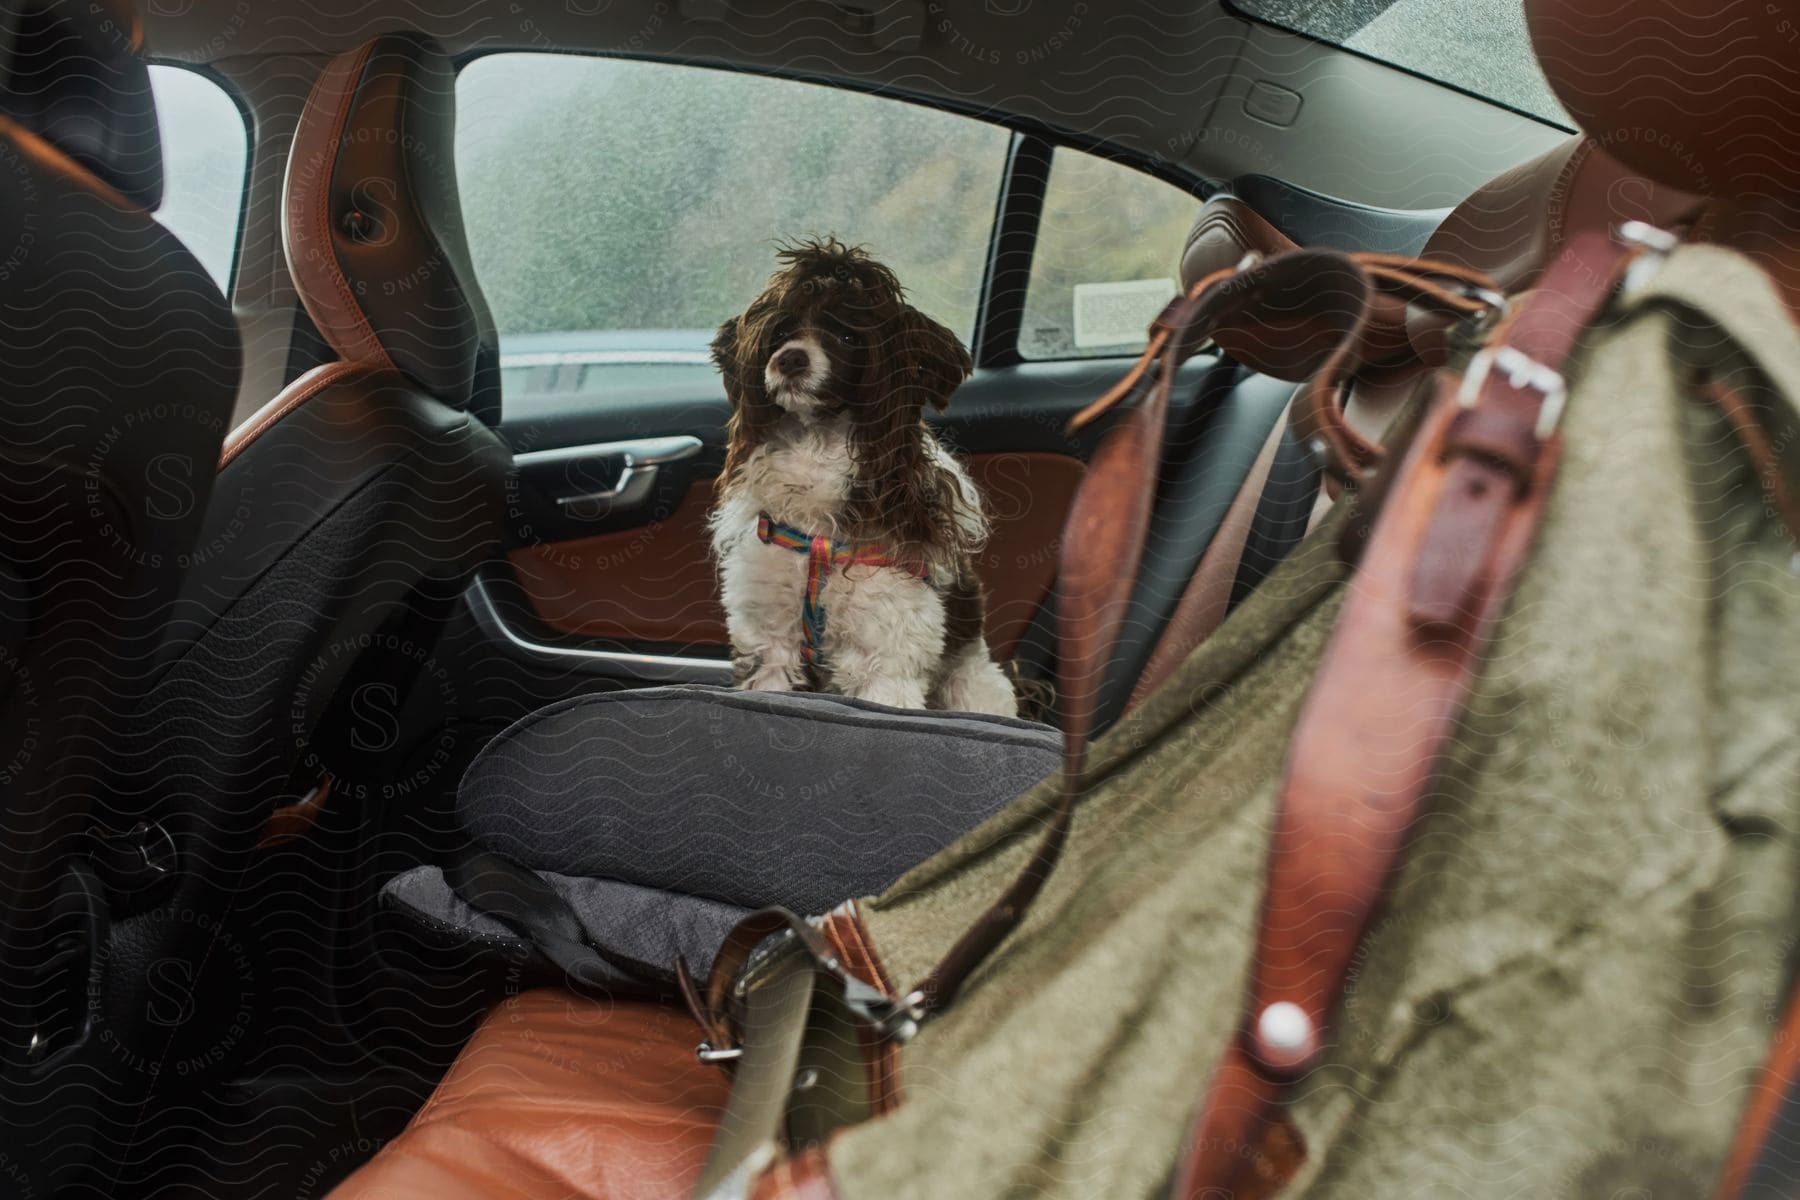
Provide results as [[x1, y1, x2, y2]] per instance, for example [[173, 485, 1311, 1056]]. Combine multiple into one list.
[[517, 436, 703, 520]]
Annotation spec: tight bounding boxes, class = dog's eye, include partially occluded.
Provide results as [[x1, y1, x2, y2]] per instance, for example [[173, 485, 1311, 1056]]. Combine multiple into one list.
[[837, 329, 860, 346]]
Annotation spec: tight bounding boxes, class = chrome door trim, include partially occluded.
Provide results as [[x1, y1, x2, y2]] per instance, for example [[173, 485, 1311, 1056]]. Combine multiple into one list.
[[516, 435, 706, 521], [513, 435, 703, 470], [467, 576, 733, 685]]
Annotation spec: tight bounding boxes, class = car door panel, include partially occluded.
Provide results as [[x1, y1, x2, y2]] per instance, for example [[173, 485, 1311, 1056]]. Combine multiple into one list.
[[486, 356, 1220, 675]]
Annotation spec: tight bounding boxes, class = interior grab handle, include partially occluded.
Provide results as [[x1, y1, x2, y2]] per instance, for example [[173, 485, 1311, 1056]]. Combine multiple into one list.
[[517, 436, 703, 520]]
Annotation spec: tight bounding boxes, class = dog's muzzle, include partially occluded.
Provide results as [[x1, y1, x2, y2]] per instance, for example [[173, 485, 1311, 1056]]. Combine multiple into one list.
[[765, 335, 830, 411]]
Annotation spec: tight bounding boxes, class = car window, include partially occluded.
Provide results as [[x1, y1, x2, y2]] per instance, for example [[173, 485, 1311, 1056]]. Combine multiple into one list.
[[455, 54, 1010, 414], [1230, 0, 1569, 126], [147, 65, 247, 290], [1018, 148, 1200, 361]]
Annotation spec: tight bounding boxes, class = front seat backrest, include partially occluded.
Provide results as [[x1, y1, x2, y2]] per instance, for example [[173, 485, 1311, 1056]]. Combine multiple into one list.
[[124, 30, 508, 972], [0, 0, 239, 1187]]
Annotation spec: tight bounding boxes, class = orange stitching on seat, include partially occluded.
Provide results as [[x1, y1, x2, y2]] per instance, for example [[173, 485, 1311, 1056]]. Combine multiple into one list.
[[286, 40, 394, 370], [218, 360, 378, 470]]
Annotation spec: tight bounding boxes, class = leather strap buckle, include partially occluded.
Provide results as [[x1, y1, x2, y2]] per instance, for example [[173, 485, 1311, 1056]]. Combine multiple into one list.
[[1617, 219, 1678, 296], [858, 988, 927, 1045], [1458, 344, 1568, 437], [696, 1041, 744, 1064]]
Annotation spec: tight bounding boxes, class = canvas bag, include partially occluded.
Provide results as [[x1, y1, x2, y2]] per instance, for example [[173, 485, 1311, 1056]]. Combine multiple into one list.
[[701, 237, 1800, 1199]]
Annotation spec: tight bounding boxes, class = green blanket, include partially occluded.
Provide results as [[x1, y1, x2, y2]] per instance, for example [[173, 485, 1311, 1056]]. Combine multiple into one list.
[[829, 245, 1800, 1199]]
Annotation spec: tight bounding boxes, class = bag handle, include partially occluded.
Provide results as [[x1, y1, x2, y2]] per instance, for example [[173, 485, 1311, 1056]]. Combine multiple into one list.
[[1168, 227, 1652, 1197], [917, 248, 1383, 1014]]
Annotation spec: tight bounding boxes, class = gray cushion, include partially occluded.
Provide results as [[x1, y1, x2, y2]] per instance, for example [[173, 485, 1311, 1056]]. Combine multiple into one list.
[[382, 863, 748, 986], [455, 685, 1061, 915]]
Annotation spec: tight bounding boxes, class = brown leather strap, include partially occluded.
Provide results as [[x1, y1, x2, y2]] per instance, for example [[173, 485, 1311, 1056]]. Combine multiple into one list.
[[1289, 253, 1506, 486], [1170, 229, 1640, 1197], [693, 249, 1499, 1200], [819, 903, 904, 1116], [1705, 376, 1800, 545], [912, 249, 1379, 1017], [1717, 981, 1800, 1199], [282, 39, 397, 371], [749, 1146, 837, 1200]]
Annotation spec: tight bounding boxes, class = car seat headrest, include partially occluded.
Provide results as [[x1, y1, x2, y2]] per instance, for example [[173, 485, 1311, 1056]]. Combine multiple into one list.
[[0, 0, 162, 210], [1422, 135, 1703, 296], [1181, 194, 1437, 376], [1525, 0, 1800, 199], [283, 32, 500, 424], [1179, 195, 1299, 291]]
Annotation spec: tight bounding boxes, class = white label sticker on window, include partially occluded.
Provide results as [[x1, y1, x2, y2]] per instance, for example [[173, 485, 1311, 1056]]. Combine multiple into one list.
[[1072, 279, 1176, 349]]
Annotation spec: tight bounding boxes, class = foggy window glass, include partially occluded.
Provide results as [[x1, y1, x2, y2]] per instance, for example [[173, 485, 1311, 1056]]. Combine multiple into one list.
[[456, 53, 1010, 398], [147, 65, 247, 289], [1019, 148, 1200, 360]]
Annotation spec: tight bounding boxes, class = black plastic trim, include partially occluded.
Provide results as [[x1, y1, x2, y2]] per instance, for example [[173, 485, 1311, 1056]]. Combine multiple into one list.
[[1233, 172, 1448, 256], [973, 133, 1053, 369]]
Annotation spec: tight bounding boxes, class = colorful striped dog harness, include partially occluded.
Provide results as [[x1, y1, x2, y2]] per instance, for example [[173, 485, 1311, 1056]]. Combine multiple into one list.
[[755, 513, 927, 664]]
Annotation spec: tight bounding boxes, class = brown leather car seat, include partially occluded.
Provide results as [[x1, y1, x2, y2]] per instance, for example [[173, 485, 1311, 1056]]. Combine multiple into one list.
[[330, 990, 726, 1200], [1332, 133, 1705, 476]]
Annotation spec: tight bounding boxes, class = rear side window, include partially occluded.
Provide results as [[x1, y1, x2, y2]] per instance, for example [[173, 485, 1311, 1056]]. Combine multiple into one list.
[[455, 54, 1009, 412], [147, 65, 247, 289], [1019, 148, 1201, 360]]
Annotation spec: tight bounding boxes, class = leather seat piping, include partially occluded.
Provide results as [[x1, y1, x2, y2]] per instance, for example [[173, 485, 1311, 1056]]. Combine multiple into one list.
[[219, 360, 380, 470], [283, 38, 396, 371]]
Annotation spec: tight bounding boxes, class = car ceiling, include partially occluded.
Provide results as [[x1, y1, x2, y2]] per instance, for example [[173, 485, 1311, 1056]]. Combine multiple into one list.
[[142, 0, 1567, 211]]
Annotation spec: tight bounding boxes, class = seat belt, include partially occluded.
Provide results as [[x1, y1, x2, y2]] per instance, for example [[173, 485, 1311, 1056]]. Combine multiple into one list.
[[1127, 390, 1293, 711], [443, 848, 673, 990], [1227, 419, 1324, 610]]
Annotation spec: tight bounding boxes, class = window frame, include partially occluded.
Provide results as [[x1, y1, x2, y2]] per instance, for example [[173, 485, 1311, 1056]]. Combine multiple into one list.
[[145, 59, 255, 295], [452, 48, 1211, 372]]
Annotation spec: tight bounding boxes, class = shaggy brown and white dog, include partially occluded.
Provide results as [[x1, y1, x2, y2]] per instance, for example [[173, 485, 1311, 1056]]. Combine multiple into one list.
[[708, 238, 1016, 716]]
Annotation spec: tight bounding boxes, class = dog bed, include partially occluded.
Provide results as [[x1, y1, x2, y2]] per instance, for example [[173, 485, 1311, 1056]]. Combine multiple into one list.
[[379, 685, 1060, 989]]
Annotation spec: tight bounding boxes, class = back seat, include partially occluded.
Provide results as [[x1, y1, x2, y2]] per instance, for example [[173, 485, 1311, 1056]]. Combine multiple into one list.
[[328, 135, 1702, 1200]]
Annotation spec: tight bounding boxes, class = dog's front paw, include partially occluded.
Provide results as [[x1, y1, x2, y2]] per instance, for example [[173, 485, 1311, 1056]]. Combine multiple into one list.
[[743, 665, 798, 692], [734, 653, 801, 692]]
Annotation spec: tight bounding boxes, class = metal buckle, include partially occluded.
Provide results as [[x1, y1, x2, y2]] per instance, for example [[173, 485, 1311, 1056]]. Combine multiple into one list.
[[1458, 344, 1569, 438], [852, 988, 928, 1045], [1616, 220, 1678, 297], [1617, 220, 1679, 255], [695, 1041, 744, 1065]]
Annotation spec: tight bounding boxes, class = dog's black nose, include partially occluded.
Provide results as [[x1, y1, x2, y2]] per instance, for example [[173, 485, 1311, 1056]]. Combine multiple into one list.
[[774, 348, 809, 377]]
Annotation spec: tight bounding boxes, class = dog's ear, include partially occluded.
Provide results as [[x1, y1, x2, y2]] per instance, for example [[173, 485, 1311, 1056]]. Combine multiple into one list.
[[711, 316, 749, 407], [714, 308, 781, 491], [900, 307, 973, 412]]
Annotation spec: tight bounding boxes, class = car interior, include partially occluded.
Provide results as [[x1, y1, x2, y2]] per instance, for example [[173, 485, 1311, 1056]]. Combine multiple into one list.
[[1, 0, 1795, 1195]]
